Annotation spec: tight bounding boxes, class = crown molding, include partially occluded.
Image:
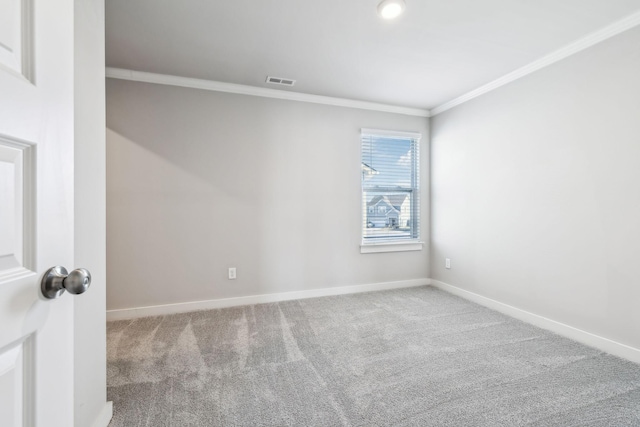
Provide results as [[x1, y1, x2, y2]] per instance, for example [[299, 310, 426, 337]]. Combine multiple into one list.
[[105, 67, 430, 118], [430, 10, 640, 116], [106, 10, 640, 119]]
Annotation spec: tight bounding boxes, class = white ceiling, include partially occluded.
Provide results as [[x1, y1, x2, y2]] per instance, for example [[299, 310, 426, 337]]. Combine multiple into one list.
[[106, 0, 640, 110]]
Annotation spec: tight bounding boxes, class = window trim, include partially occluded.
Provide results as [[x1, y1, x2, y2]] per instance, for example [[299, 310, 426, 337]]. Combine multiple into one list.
[[360, 241, 424, 254], [360, 128, 422, 253], [361, 128, 422, 140]]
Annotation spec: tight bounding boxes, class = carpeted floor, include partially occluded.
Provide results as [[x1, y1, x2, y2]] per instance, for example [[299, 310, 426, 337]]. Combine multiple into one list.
[[107, 286, 640, 426]]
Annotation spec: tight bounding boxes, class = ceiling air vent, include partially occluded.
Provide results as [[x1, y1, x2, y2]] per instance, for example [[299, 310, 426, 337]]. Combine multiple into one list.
[[266, 76, 296, 87]]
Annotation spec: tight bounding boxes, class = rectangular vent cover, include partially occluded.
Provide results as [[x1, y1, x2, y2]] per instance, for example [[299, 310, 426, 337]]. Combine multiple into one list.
[[266, 76, 296, 86]]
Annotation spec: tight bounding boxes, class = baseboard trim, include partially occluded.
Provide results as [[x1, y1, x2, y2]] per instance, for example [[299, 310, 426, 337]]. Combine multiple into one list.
[[430, 280, 640, 364], [106, 279, 431, 321], [90, 401, 113, 427]]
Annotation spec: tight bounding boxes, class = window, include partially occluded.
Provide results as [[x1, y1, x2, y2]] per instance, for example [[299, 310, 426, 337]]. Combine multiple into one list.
[[361, 129, 421, 253]]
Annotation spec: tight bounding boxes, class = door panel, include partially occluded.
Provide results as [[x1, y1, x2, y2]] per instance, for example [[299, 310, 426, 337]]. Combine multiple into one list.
[[0, 0, 33, 81], [0, 0, 75, 425], [0, 336, 34, 427], [0, 136, 34, 275]]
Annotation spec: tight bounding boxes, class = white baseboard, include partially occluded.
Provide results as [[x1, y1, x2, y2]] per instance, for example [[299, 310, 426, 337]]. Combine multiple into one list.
[[90, 401, 113, 427], [430, 279, 640, 364], [106, 279, 431, 321]]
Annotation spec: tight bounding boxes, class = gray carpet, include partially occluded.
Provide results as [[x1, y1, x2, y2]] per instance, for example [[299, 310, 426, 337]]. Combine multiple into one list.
[[107, 286, 640, 426]]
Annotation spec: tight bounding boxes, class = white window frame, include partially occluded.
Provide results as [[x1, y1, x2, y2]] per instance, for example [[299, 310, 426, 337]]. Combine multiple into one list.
[[360, 128, 423, 254]]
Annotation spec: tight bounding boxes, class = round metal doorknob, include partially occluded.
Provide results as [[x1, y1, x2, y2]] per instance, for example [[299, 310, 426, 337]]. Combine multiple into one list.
[[41, 266, 92, 299]]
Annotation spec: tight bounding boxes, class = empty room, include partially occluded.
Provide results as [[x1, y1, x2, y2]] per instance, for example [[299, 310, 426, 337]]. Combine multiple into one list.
[[103, 1, 640, 425]]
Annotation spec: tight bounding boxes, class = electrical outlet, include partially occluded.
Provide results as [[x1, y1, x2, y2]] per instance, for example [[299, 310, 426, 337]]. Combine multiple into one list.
[[445, 258, 451, 269], [228, 267, 236, 280]]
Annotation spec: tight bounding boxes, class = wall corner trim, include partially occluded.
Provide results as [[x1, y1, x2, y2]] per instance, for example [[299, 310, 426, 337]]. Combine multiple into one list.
[[430, 279, 640, 365], [105, 67, 431, 118], [90, 402, 113, 427], [106, 278, 431, 321], [430, 10, 640, 116]]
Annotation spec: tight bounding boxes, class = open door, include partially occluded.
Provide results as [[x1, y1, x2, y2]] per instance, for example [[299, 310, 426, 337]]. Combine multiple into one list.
[[0, 0, 80, 425]]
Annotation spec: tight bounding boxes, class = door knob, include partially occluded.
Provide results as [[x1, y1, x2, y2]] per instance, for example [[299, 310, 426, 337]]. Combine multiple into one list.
[[41, 266, 92, 299]]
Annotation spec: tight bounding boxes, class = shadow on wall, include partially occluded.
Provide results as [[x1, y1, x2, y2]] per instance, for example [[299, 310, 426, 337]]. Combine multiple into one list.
[[106, 80, 429, 310]]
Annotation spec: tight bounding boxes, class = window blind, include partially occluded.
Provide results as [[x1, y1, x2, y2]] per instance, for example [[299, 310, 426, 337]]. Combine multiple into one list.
[[361, 129, 420, 243]]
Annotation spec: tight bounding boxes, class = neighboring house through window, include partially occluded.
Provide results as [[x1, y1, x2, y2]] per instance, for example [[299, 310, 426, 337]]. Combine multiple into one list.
[[361, 129, 422, 253]]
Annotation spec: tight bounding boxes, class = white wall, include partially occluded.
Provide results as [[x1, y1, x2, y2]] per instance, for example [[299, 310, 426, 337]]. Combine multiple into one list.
[[431, 26, 640, 350], [106, 81, 429, 310], [74, 0, 109, 425]]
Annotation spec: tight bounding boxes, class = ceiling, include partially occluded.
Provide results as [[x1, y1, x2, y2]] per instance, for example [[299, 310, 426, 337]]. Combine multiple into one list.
[[106, 0, 640, 110]]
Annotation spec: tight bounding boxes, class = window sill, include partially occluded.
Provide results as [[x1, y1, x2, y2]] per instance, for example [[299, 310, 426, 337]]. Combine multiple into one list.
[[360, 241, 424, 254]]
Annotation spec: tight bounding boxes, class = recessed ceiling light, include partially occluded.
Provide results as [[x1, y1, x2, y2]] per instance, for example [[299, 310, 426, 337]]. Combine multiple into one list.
[[377, 0, 406, 20]]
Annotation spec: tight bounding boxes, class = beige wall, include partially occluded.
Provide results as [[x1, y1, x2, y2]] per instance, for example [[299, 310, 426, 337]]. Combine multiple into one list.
[[106, 81, 429, 310], [431, 26, 640, 349]]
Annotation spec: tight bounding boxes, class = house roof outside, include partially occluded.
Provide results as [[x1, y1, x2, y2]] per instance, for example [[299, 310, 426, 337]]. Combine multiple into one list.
[[367, 194, 408, 211], [361, 162, 379, 177]]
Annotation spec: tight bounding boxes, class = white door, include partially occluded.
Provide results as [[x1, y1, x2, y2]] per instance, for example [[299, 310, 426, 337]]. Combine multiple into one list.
[[0, 0, 78, 426]]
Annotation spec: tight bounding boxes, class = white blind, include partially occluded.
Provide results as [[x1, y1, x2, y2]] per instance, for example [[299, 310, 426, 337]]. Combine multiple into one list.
[[361, 129, 420, 243]]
